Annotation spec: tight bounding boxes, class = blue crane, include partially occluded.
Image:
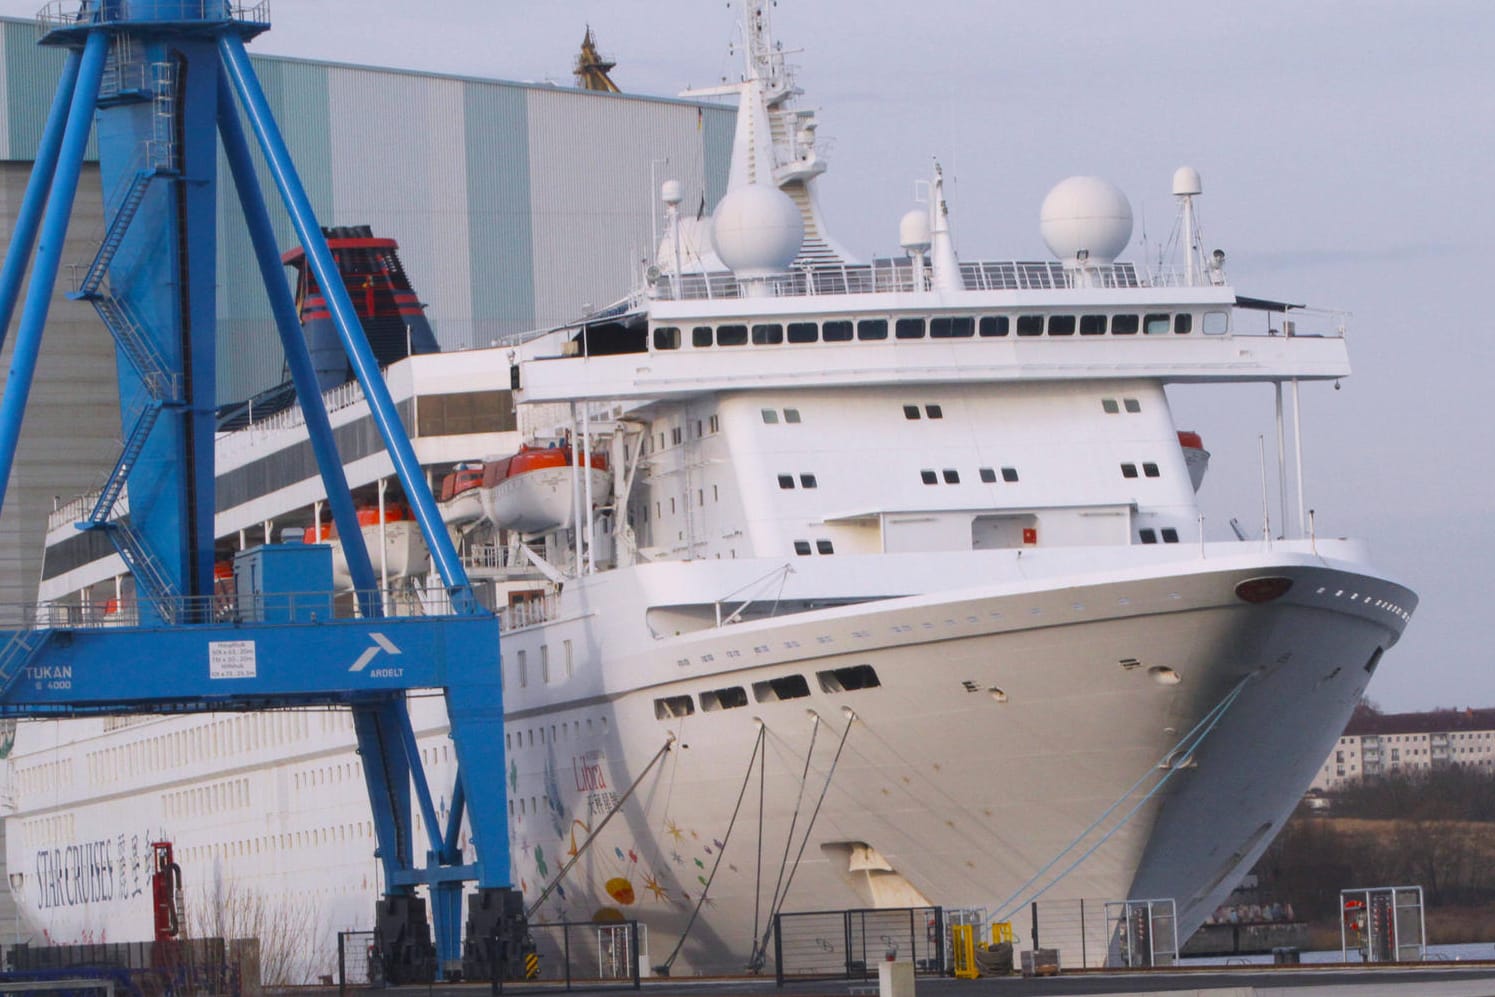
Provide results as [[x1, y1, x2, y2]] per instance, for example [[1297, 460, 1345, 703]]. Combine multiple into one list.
[[0, 1, 520, 982]]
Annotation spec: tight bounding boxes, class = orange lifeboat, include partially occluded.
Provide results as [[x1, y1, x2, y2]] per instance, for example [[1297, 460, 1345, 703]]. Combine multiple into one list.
[[438, 463, 487, 526], [1177, 430, 1210, 492], [301, 503, 430, 590], [480, 443, 612, 534]]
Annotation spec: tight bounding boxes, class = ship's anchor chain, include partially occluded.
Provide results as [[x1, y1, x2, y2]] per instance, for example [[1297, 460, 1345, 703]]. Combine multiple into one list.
[[525, 736, 675, 918], [654, 721, 768, 976], [992, 673, 1254, 922], [746, 709, 856, 974]]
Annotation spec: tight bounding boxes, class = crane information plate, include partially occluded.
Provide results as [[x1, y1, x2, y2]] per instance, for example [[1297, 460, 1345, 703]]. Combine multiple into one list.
[[209, 640, 258, 679]]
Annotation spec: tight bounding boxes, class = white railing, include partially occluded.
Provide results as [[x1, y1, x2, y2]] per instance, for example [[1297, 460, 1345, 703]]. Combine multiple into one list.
[[38, 0, 270, 31]]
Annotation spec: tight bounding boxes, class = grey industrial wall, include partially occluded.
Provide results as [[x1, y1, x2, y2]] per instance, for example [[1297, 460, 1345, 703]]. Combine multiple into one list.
[[0, 17, 734, 613]]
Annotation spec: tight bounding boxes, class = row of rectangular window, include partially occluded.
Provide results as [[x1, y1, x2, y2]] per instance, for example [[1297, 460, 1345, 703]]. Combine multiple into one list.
[[1121, 462, 1161, 479], [779, 474, 818, 489], [652, 310, 1227, 350], [654, 665, 882, 719], [1102, 398, 1142, 414], [794, 539, 835, 555], [922, 467, 1020, 485], [1139, 528, 1180, 544]]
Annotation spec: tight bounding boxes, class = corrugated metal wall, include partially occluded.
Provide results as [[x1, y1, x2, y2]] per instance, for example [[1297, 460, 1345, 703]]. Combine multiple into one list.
[[0, 18, 734, 400]]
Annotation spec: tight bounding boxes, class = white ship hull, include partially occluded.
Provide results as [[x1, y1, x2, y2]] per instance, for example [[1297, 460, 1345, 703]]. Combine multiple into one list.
[[5, 540, 1411, 974]]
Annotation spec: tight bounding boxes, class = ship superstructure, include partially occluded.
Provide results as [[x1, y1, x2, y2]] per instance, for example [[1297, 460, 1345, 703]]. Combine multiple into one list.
[[5, 3, 1413, 979]]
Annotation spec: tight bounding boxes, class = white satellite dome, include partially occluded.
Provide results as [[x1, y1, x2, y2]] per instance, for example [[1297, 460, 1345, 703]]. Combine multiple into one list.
[[711, 184, 804, 278], [1039, 176, 1133, 265], [899, 209, 931, 254]]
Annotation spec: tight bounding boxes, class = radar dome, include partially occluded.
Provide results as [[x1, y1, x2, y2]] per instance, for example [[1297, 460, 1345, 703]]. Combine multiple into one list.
[[712, 184, 804, 278], [1039, 176, 1133, 264], [1172, 166, 1202, 197], [899, 209, 931, 254]]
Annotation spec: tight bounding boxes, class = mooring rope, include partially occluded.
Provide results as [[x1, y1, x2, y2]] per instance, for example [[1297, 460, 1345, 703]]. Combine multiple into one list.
[[749, 710, 856, 971], [992, 674, 1254, 922], [525, 736, 673, 918], [656, 722, 766, 975]]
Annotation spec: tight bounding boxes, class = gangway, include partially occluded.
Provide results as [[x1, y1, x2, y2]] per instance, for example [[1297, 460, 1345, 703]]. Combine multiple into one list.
[[0, 1, 519, 982]]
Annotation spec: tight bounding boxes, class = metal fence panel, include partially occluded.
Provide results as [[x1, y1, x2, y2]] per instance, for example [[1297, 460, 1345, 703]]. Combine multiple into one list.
[[774, 907, 944, 983], [493, 920, 640, 994]]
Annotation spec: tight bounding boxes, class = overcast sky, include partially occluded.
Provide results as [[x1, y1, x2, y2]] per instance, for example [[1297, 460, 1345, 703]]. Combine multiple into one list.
[[2, 0, 1489, 713]]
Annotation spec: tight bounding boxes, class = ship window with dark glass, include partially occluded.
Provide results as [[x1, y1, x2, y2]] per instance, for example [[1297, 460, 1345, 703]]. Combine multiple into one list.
[[925, 404, 943, 419], [1161, 528, 1180, 543], [787, 322, 818, 343], [692, 326, 713, 347], [1001, 467, 1019, 482], [753, 323, 784, 345], [1139, 529, 1157, 544], [1080, 314, 1108, 335], [943, 469, 959, 483], [857, 319, 888, 340], [1112, 314, 1139, 335], [1048, 315, 1076, 336], [794, 540, 812, 556], [980, 467, 997, 483], [1143, 463, 1160, 478], [1121, 463, 1139, 479], [1102, 399, 1120, 414], [896, 317, 926, 339], [920, 470, 937, 485], [778, 475, 795, 489], [904, 405, 921, 419], [930, 316, 974, 338], [752, 674, 811, 702], [1175, 313, 1193, 334], [800, 474, 817, 488], [653, 326, 680, 350], [979, 315, 1009, 337], [717, 324, 749, 346], [816, 539, 834, 554], [784, 408, 801, 423], [1145, 313, 1171, 335], [822, 320, 853, 342], [1016, 315, 1044, 336], [1124, 398, 1141, 412], [761, 409, 779, 424]]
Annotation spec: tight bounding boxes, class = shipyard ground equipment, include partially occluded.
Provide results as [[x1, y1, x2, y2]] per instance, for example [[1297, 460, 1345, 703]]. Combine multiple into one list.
[[0, 1, 522, 980]]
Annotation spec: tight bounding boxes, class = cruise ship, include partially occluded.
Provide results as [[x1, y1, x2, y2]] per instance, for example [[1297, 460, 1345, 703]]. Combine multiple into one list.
[[4, 2, 1415, 979]]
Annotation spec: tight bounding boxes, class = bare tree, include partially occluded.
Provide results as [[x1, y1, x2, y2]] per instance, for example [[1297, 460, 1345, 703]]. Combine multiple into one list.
[[186, 880, 328, 988]]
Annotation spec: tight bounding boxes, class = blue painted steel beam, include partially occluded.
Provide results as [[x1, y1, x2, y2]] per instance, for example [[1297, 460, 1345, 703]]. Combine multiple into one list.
[[214, 66, 381, 611], [0, 32, 108, 517], [217, 35, 477, 614], [0, 50, 81, 353], [0, 615, 498, 709], [443, 779, 466, 860], [352, 698, 415, 893]]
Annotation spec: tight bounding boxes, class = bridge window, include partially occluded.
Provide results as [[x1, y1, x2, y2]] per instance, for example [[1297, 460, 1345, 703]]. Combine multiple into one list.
[[904, 405, 921, 420], [1121, 463, 1139, 479], [1203, 311, 1229, 335], [1048, 315, 1076, 336], [1139, 529, 1157, 544], [1001, 467, 1019, 482], [653, 326, 680, 350], [1112, 314, 1139, 335], [1124, 398, 1141, 413], [753, 323, 784, 345], [979, 315, 1009, 337], [823, 320, 853, 342], [1080, 314, 1108, 335], [895, 318, 926, 339], [784, 408, 801, 423], [816, 539, 835, 555], [717, 324, 748, 346], [858, 319, 888, 340], [921, 470, 938, 485], [925, 404, 943, 418], [1175, 313, 1193, 334], [800, 474, 818, 488], [1143, 462, 1160, 478], [761, 409, 779, 424], [1102, 399, 1120, 414], [794, 540, 812, 556], [787, 322, 818, 343], [942, 469, 960, 484], [1145, 313, 1171, 335], [1161, 528, 1180, 543], [980, 468, 997, 483], [778, 475, 795, 489], [692, 326, 713, 347], [1016, 315, 1044, 336]]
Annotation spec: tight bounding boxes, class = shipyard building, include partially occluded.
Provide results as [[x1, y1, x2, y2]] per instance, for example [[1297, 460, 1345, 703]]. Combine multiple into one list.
[[0, 16, 734, 612]]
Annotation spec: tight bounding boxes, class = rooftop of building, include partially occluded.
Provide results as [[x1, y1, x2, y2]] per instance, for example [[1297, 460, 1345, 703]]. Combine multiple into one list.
[[1343, 704, 1495, 737]]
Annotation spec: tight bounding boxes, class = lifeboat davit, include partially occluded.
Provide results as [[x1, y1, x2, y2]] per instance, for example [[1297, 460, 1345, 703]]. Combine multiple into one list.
[[302, 502, 431, 590], [480, 444, 612, 534], [438, 463, 486, 527], [1177, 430, 1210, 491]]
